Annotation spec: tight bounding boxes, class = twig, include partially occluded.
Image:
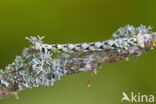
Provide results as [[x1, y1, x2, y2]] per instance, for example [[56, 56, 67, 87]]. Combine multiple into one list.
[[0, 25, 156, 99]]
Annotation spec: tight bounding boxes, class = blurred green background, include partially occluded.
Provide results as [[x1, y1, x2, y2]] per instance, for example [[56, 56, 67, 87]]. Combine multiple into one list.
[[0, 0, 156, 104]]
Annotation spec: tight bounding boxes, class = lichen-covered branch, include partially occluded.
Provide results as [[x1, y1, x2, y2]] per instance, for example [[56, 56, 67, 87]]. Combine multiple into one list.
[[0, 25, 156, 99]]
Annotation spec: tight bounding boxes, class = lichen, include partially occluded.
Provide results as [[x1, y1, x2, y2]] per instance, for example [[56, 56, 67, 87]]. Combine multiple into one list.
[[0, 25, 156, 99]]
